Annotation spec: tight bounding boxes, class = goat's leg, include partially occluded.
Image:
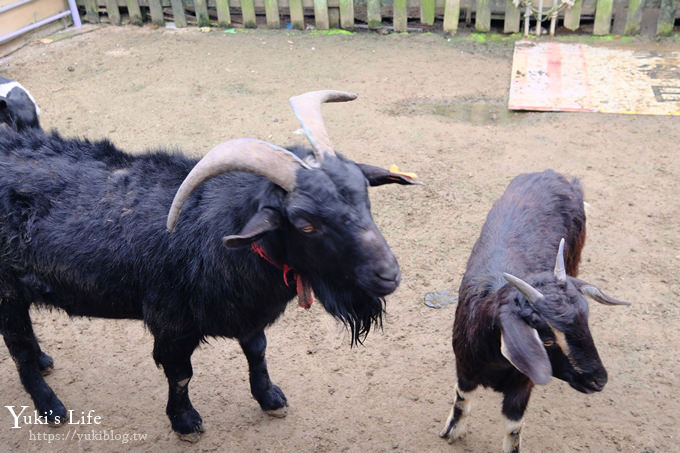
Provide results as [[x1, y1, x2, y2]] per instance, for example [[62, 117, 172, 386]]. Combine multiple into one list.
[[440, 379, 477, 442], [0, 300, 65, 421], [152, 332, 203, 441], [501, 383, 532, 453], [239, 329, 287, 417]]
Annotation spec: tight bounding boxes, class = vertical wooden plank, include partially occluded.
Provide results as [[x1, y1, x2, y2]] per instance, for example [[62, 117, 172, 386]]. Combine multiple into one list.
[[241, 0, 257, 27], [563, 0, 582, 30], [215, 0, 230, 26], [656, 0, 678, 36], [314, 0, 330, 29], [339, 0, 355, 29], [170, 0, 187, 26], [503, 0, 520, 33], [265, 0, 281, 27], [443, 0, 459, 32], [393, 0, 407, 32], [83, 0, 99, 23], [170, 0, 187, 28], [421, 0, 435, 25], [623, 0, 643, 34], [126, 0, 144, 25], [475, 0, 490, 31], [593, 0, 613, 35], [105, 0, 121, 24], [289, 0, 305, 29], [367, 0, 381, 28], [194, 0, 210, 26], [148, 0, 165, 26]]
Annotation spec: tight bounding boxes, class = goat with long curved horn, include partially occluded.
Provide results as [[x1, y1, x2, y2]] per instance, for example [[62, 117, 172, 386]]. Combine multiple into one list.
[[289, 90, 357, 163], [167, 138, 310, 232]]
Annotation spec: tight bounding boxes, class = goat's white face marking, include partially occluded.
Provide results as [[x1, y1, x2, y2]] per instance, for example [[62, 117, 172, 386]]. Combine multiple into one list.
[[551, 326, 569, 355]]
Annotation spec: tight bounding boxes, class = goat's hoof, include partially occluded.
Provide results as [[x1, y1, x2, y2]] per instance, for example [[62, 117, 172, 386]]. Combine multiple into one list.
[[265, 406, 288, 418], [255, 384, 288, 415], [171, 408, 204, 441], [38, 396, 66, 424], [39, 352, 55, 376]]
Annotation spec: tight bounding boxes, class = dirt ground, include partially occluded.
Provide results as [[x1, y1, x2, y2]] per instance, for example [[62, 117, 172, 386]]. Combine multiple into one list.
[[0, 25, 678, 452]]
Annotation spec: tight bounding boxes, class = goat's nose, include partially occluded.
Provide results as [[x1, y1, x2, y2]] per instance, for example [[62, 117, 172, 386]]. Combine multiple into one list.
[[375, 266, 401, 285]]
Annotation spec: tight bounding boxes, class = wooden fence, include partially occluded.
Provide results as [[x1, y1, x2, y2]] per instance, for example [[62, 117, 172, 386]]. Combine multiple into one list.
[[74, 0, 679, 36]]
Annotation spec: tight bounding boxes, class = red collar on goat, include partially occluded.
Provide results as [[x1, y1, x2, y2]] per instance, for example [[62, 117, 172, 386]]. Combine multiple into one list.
[[250, 242, 314, 309]]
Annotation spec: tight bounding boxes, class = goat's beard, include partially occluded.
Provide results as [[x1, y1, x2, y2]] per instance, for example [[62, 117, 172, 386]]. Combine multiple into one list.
[[309, 277, 386, 346]]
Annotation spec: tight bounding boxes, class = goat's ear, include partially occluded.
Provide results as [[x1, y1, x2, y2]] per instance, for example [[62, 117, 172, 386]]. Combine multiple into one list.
[[499, 310, 552, 385], [356, 163, 423, 186], [222, 208, 281, 248]]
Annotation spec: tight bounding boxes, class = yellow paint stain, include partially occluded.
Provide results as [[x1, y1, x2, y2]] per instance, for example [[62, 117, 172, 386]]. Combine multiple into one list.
[[389, 164, 418, 179]]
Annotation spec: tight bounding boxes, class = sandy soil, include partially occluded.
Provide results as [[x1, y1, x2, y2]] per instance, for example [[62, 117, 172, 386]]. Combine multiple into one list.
[[0, 26, 678, 452]]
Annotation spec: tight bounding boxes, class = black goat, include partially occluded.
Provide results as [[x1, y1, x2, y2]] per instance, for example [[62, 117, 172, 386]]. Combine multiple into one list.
[[439, 170, 629, 453], [0, 90, 419, 440], [0, 77, 40, 131]]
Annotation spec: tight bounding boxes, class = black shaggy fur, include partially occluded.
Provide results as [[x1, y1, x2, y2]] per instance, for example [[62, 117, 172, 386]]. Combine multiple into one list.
[[0, 128, 408, 437]]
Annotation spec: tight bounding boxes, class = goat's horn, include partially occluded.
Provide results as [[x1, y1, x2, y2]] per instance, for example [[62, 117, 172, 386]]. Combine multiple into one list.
[[503, 273, 544, 304], [570, 278, 631, 306], [554, 238, 567, 282], [167, 138, 310, 233], [289, 90, 357, 162]]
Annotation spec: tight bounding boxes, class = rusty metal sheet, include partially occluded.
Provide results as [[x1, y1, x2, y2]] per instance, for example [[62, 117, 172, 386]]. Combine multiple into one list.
[[509, 40, 680, 116]]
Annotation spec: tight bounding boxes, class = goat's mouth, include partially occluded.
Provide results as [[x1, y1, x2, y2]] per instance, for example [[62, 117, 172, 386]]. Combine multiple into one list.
[[568, 374, 607, 394], [356, 266, 401, 297]]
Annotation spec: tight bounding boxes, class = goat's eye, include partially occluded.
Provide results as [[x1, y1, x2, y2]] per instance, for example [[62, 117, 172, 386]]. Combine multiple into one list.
[[543, 339, 554, 347], [300, 225, 315, 234]]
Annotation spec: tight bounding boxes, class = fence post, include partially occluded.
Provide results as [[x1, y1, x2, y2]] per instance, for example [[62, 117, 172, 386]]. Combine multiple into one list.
[[126, 0, 143, 25], [148, 0, 165, 26], [421, 0, 435, 25], [623, 0, 643, 34], [289, 0, 305, 29], [215, 0, 230, 27], [475, 0, 491, 31], [504, 0, 520, 33], [656, 0, 678, 36], [339, 0, 355, 29], [105, 0, 120, 24], [367, 0, 382, 28], [563, 0, 582, 30], [593, 0, 613, 34], [265, 0, 281, 27], [443, 0, 460, 33], [241, 0, 257, 27], [314, 0, 330, 29], [83, 0, 99, 23], [393, 0, 407, 32]]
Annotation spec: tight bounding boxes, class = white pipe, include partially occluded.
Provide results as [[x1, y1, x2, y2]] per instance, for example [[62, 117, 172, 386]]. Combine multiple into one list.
[[524, 5, 530, 36], [66, 0, 82, 27]]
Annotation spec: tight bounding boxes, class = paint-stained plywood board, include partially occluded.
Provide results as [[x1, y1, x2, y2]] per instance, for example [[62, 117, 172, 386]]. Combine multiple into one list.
[[509, 41, 680, 116]]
